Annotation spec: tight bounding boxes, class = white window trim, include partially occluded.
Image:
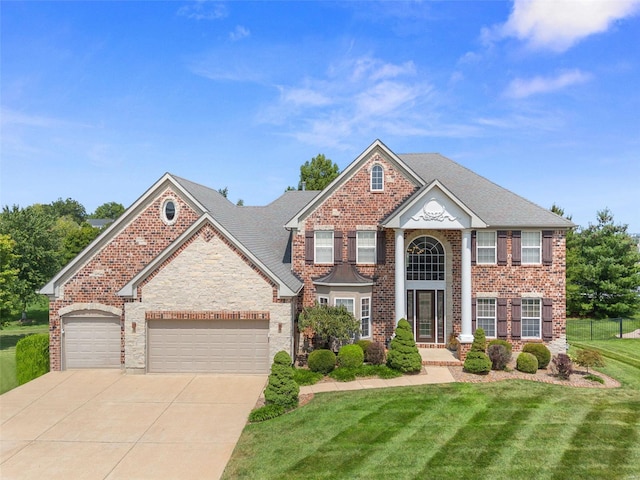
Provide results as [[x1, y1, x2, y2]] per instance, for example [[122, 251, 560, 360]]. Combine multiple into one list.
[[318, 296, 329, 307], [356, 231, 376, 264], [370, 164, 384, 192], [476, 231, 497, 265], [160, 198, 179, 226], [360, 297, 371, 338], [314, 231, 334, 265], [476, 298, 496, 338], [521, 231, 542, 265], [521, 298, 542, 339]]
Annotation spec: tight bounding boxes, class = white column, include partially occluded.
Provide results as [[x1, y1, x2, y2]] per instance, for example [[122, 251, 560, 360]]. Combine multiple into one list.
[[459, 229, 474, 343], [394, 229, 405, 324]]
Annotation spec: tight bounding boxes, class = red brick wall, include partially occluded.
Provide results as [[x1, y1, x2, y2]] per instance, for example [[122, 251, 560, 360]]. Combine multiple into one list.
[[292, 153, 418, 345], [48, 188, 200, 370]]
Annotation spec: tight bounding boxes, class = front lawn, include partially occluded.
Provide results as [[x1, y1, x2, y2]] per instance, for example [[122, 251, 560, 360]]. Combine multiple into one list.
[[223, 340, 640, 480]]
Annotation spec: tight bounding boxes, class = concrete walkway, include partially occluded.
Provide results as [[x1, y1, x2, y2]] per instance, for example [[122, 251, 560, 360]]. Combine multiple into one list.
[[299, 366, 456, 395], [1, 370, 266, 480]]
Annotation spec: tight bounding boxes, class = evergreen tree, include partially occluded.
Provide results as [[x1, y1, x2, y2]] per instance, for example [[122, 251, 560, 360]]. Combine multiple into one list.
[[386, 319, 422, 373]]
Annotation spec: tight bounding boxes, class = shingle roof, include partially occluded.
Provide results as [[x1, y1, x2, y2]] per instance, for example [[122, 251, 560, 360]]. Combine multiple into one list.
[[399, 153, 574, 228], [172, 175, 320, 293]]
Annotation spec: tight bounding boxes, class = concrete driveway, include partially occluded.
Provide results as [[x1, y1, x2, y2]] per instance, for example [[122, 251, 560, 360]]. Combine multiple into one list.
[[0, 370, 266, 480]]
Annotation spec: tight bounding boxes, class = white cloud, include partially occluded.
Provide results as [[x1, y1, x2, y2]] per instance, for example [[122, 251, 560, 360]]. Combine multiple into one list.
[[177, 1, 227, 21], [280, 88, 332, 107], [229, 26, 250, 41], [504, 69, 592, 98], [497, 0, 640, 52]]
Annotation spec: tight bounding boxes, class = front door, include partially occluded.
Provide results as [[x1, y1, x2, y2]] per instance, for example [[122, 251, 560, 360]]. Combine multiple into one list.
[[416, 290, 435, 343]]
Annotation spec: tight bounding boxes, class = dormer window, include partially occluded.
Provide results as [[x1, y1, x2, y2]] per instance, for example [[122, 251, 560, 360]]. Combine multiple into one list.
[[371, 164, 384, 191]]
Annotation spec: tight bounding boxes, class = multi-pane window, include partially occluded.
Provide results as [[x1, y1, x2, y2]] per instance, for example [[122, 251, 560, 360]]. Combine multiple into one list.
[[522, 231, 542, 264], [371, 165, 384, 191], [361, 297, 371, 338], [521, 298, 541, 338], [357, 231, 376, 264], [315, 231, 334, 264], [406, 236, 445, 281], [476, 298, 496, 337], [335, 298, 355, 314], [318, 296, 329, 307], [477, 231, 496, 264]]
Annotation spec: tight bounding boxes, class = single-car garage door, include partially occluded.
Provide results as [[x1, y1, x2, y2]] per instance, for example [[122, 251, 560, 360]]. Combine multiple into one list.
[[147, 319, 269, 374], [63, 317, 121, 369]]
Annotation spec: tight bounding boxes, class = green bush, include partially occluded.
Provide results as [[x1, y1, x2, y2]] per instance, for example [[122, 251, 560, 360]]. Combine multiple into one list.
[[387, 319, 422, 373], [337, 344, 364, 369], [308, 349, 336, 374], [248, 404, 286, 422], [488, 339, 513, 354], [366, 342, 386, 365], [375, 365, 403, 379], [463, 350, 492, 374], [522, 343, 551, 369], [585, 373, 605, 384], [487, 344, 510, 370], [329, 367, 357, 382], [16, 333, 49, 385], [470, 328, 487, 352], [292, 368, 323, 386], [516, 352, 538, 373], [356, 339, 372, 360], [264, 351, 299, 410]]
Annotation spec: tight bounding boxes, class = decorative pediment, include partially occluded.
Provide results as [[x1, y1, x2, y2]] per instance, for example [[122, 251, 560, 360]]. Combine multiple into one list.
[[382, 180, 486, 230]]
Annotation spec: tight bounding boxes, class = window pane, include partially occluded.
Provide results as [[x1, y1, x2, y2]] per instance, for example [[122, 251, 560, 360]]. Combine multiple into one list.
[[522, 232, 541, 246], [315, 231, 333, 263], [371, 165, 383, 190], [521, 299, 541, 337], [406, 236, 445, 281], [335, 298, 354, 314], [357, 231, 376, 264], [361, 298, 370, 337], [477, 232, 495, 247], [476, 299, 496, 337]]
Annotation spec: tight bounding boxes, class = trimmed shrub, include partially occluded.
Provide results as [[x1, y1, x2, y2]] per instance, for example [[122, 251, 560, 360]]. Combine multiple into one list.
[[337, 344, 364, 369], [248, 404, 286, 423], [16, 333, 49, 385], [356, 340, 372, 360], [470, 328, 487, 352], [488, 339, 513, 354], [550, 353, 573, 380], [264, 351, 299, 410], [375, 365, 404, 379], [574, 348, 605, 373], [522, 343, 551, 369], [463, 351, 492, 374], [386, 319, 422, 373], [307, 349, 336, 374], [366, 342, 386, 365], [516, 352, 538, 374], [292, 368, 323, 386], [487, 344, 510, 371]]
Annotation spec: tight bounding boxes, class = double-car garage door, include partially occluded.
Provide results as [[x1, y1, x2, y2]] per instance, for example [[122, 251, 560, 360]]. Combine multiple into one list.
[[147, 319, 269, 374], [63, 316, 269, 374]]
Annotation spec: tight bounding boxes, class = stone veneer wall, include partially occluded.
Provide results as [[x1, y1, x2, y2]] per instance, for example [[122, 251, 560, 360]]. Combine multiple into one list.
[[291, 152, 418, 346], [48, 188, 199, 371], [125, 227, 293, 372]]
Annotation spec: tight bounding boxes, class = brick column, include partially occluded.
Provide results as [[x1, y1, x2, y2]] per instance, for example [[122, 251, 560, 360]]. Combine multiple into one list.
[[459, 229, 474, 343], [394, 228, 405, 323]]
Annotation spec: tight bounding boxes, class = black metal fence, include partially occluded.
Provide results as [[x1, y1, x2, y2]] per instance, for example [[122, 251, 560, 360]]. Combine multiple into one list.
[[567, 317, 640, 341]]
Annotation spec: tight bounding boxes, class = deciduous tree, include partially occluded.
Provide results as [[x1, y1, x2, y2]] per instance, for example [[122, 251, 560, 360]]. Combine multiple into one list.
[[290, 154, 339, 191], [90, 202, 125, 220]]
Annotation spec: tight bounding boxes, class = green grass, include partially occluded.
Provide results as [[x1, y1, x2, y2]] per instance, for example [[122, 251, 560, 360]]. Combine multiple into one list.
[[0, 297, 49, 394], [223, 339, 640, 480]]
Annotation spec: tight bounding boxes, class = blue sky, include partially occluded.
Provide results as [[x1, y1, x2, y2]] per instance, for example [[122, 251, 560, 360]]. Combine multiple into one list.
[[2, 1, 639, 232]]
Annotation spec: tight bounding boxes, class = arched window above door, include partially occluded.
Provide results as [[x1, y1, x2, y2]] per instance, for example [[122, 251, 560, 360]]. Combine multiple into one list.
[[406, 236, 445, 281]]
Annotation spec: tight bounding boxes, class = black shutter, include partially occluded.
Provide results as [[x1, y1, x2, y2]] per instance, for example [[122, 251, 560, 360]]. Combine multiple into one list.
[[334, 231, 343, 264], [471, 298, 477, 333], [497, 298, 508, 338], [376, 230, 386, 265], [512, 231, 521, 266], [542, 230, 553, 266], [471, 230, 477, 265], [497, 231, 507, 266], [305, 231, 314, 264], [511, 298, 521, 339], [542, 298, 553, 340], [347, 231, 357, 264]]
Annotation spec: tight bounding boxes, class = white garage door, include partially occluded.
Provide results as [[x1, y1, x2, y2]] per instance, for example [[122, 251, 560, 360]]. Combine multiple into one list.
[[148, 319, 269, 374], [63, 317, 121, 369]]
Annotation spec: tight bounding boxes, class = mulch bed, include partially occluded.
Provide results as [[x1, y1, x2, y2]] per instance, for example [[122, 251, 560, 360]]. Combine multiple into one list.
[[448, 362, 620, 388]]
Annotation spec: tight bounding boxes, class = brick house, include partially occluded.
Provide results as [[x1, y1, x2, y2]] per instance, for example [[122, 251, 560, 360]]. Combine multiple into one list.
[[41, 139, 572, 373]]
